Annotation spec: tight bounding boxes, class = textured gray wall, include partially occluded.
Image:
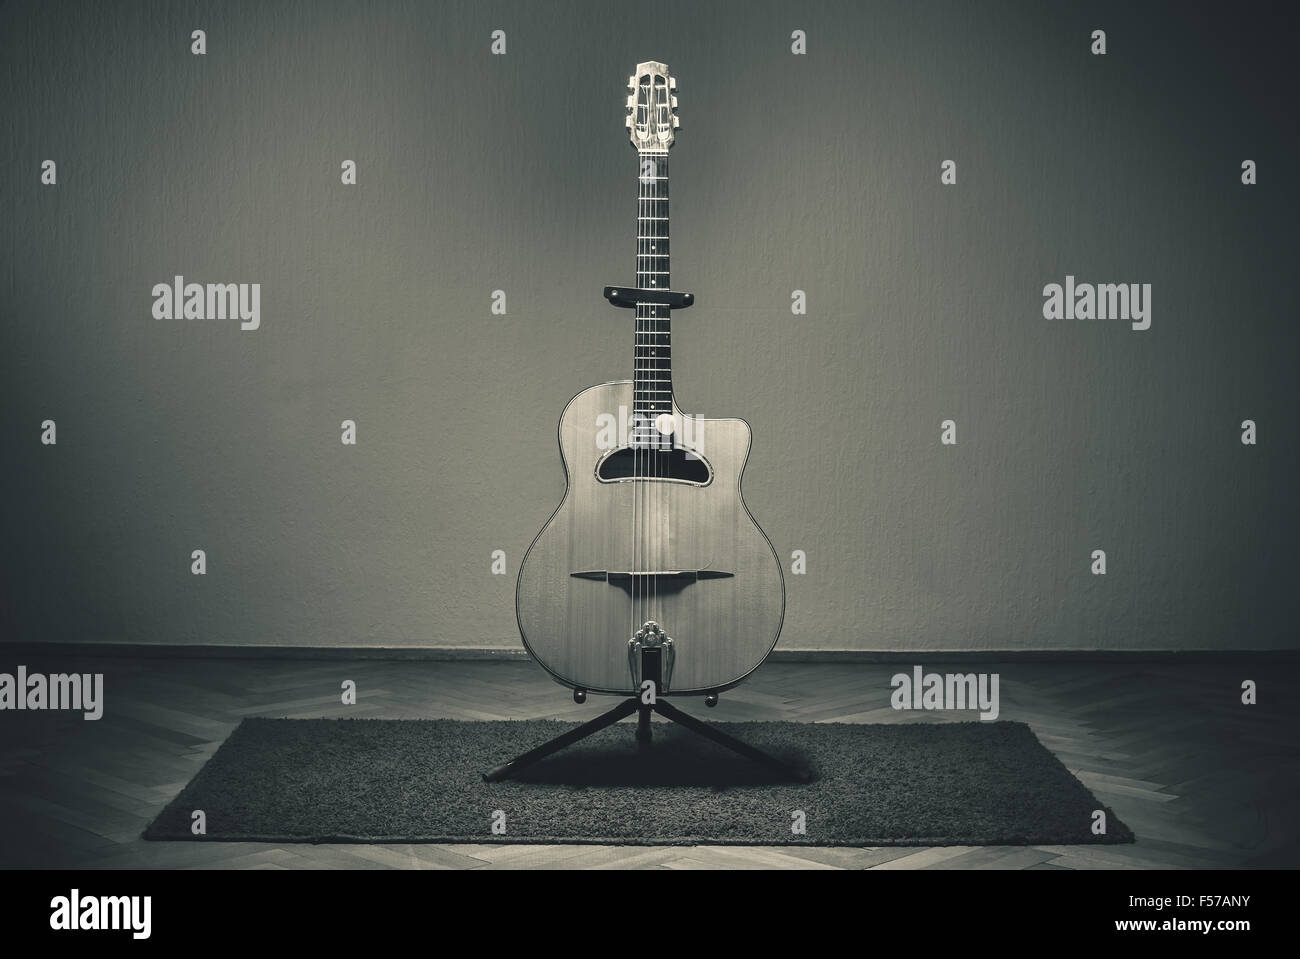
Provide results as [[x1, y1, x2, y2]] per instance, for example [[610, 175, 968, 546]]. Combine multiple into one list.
[[2, 0, 1296, 651]]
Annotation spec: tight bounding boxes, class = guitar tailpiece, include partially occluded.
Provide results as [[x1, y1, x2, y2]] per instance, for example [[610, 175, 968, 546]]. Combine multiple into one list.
[[628, 620, 674, 692]]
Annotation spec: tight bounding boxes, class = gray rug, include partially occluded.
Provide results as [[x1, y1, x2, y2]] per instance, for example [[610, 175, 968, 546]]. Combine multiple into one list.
[[143, 717, 1134, 846]]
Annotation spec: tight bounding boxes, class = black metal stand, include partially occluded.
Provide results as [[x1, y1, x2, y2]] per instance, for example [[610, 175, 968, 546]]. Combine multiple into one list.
[[483, 647, 810, 783]]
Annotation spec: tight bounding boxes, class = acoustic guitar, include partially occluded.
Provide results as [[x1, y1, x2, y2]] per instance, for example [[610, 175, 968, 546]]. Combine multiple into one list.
[[516, 61, 784, 698]]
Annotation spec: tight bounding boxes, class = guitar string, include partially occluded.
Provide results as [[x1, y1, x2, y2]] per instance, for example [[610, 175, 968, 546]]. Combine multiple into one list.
[[636, 129, 647, 655], [641, 151, 659, 658], [634, 145, 643, 657], [644, 149, 660, 655], [637, 141, 649, 655], [660, 148, 673, 664], [653, 149, 662, 650], [642, 142, 653, 655], [638, 151, 646, 655], [650, 148, 665, 658], [655, 148, 665, 655], [650, 154, 660, 651]]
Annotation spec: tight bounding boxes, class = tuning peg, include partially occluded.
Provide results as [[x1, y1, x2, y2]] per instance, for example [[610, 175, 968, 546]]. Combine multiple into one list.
[[628, 75, 636, 89], [671, 116, 680, 129], [625, 115, 634, 128], [626, 94, 635, 108], [671, 95, 678, 109], [669, 77, 677, 90]]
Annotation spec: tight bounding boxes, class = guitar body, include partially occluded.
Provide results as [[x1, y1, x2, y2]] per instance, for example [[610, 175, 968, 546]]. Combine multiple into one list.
[[517, 380, 784, 695]]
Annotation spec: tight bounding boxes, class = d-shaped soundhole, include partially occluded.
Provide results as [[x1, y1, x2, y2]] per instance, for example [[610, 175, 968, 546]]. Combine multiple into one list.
[[595, 446, 712, 485]]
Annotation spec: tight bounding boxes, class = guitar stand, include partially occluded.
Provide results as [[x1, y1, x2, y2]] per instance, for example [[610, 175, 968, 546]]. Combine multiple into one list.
[[483, 647, 811, 783]]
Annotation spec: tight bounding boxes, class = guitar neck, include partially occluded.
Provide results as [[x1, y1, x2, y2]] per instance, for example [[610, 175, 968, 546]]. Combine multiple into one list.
[[634, 151, 672, 427]]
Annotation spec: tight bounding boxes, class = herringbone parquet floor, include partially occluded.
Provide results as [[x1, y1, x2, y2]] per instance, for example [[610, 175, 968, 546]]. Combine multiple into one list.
[[1, 657, 1295, 869]]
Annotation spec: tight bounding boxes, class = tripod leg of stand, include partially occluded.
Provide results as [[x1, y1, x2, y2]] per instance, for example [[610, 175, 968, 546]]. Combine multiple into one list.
[[483, 697, 639, 782], [653, 699, 812, 783], [636, 702, 652, 747]]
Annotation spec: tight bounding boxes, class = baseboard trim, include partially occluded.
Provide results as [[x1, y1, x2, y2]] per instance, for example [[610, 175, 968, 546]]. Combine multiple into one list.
[[0, 642, 1296, 663]]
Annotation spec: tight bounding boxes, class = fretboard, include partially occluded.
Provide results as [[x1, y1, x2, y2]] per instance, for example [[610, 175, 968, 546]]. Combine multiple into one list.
[[634, 152, 671, 430]]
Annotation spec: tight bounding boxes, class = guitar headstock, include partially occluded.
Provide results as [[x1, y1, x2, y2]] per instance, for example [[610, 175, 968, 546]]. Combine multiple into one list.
[[625, 61, 679, 153]]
